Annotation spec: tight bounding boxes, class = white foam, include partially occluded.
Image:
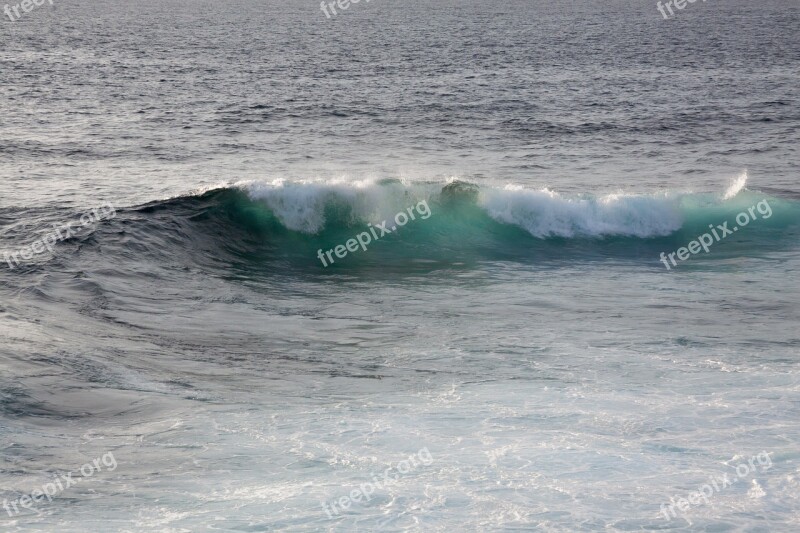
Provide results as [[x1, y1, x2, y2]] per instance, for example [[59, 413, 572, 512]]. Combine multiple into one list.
[[479, 185, 684, 238], [723, 171, 749, 200], [238, 178, 433, 234]]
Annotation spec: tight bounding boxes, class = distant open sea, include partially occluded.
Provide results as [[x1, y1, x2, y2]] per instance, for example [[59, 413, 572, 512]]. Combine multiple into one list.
[[1, 0, 799, 531]]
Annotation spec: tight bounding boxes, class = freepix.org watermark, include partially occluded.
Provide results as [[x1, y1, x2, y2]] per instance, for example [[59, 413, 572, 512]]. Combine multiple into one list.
[[3, 0, 53, 22], [660, 451, 773, 521], [320, 0, 372, 19], [2, 452, 118, 517], [3, 204, 116, 270], [316, 200, 431, 267], [659, 199, 772, 270], [656, 0, 707, 20], [321, 447, 433, 519]]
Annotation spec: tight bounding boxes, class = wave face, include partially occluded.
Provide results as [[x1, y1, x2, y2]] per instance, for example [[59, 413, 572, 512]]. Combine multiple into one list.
[[100, 175, 795, 272], [208, 172, 782, 231], [238, 177, 689, 239], [228, 172, 793, 238], [4, 175, 797, 276]]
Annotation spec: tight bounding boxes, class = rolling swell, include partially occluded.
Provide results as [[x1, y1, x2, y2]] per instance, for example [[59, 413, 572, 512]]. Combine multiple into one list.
[[106, 177, 799, 272], [7, 178, 794, 277]]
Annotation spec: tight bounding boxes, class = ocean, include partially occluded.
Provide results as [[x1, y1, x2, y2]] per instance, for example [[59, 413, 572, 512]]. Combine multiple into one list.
[[1, 0, 799, 531]]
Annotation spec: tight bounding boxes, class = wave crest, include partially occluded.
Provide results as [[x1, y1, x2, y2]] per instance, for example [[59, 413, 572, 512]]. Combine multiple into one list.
[[236, 178, 696, 239]]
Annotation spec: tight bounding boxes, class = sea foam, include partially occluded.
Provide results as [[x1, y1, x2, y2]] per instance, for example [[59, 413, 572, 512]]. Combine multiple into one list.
[[233, 175, 760, 239]]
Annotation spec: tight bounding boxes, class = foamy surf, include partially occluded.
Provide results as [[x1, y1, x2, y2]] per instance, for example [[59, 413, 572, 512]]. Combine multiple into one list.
[[478, 186, 684, 238], [228, 175, 773, 240]]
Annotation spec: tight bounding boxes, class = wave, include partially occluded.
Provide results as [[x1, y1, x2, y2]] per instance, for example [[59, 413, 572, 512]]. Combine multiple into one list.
[[4, 174, 798, 274], [238, 177, 688, 238], [124, 174, 796, 269], [213, 171, 794, 240]]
